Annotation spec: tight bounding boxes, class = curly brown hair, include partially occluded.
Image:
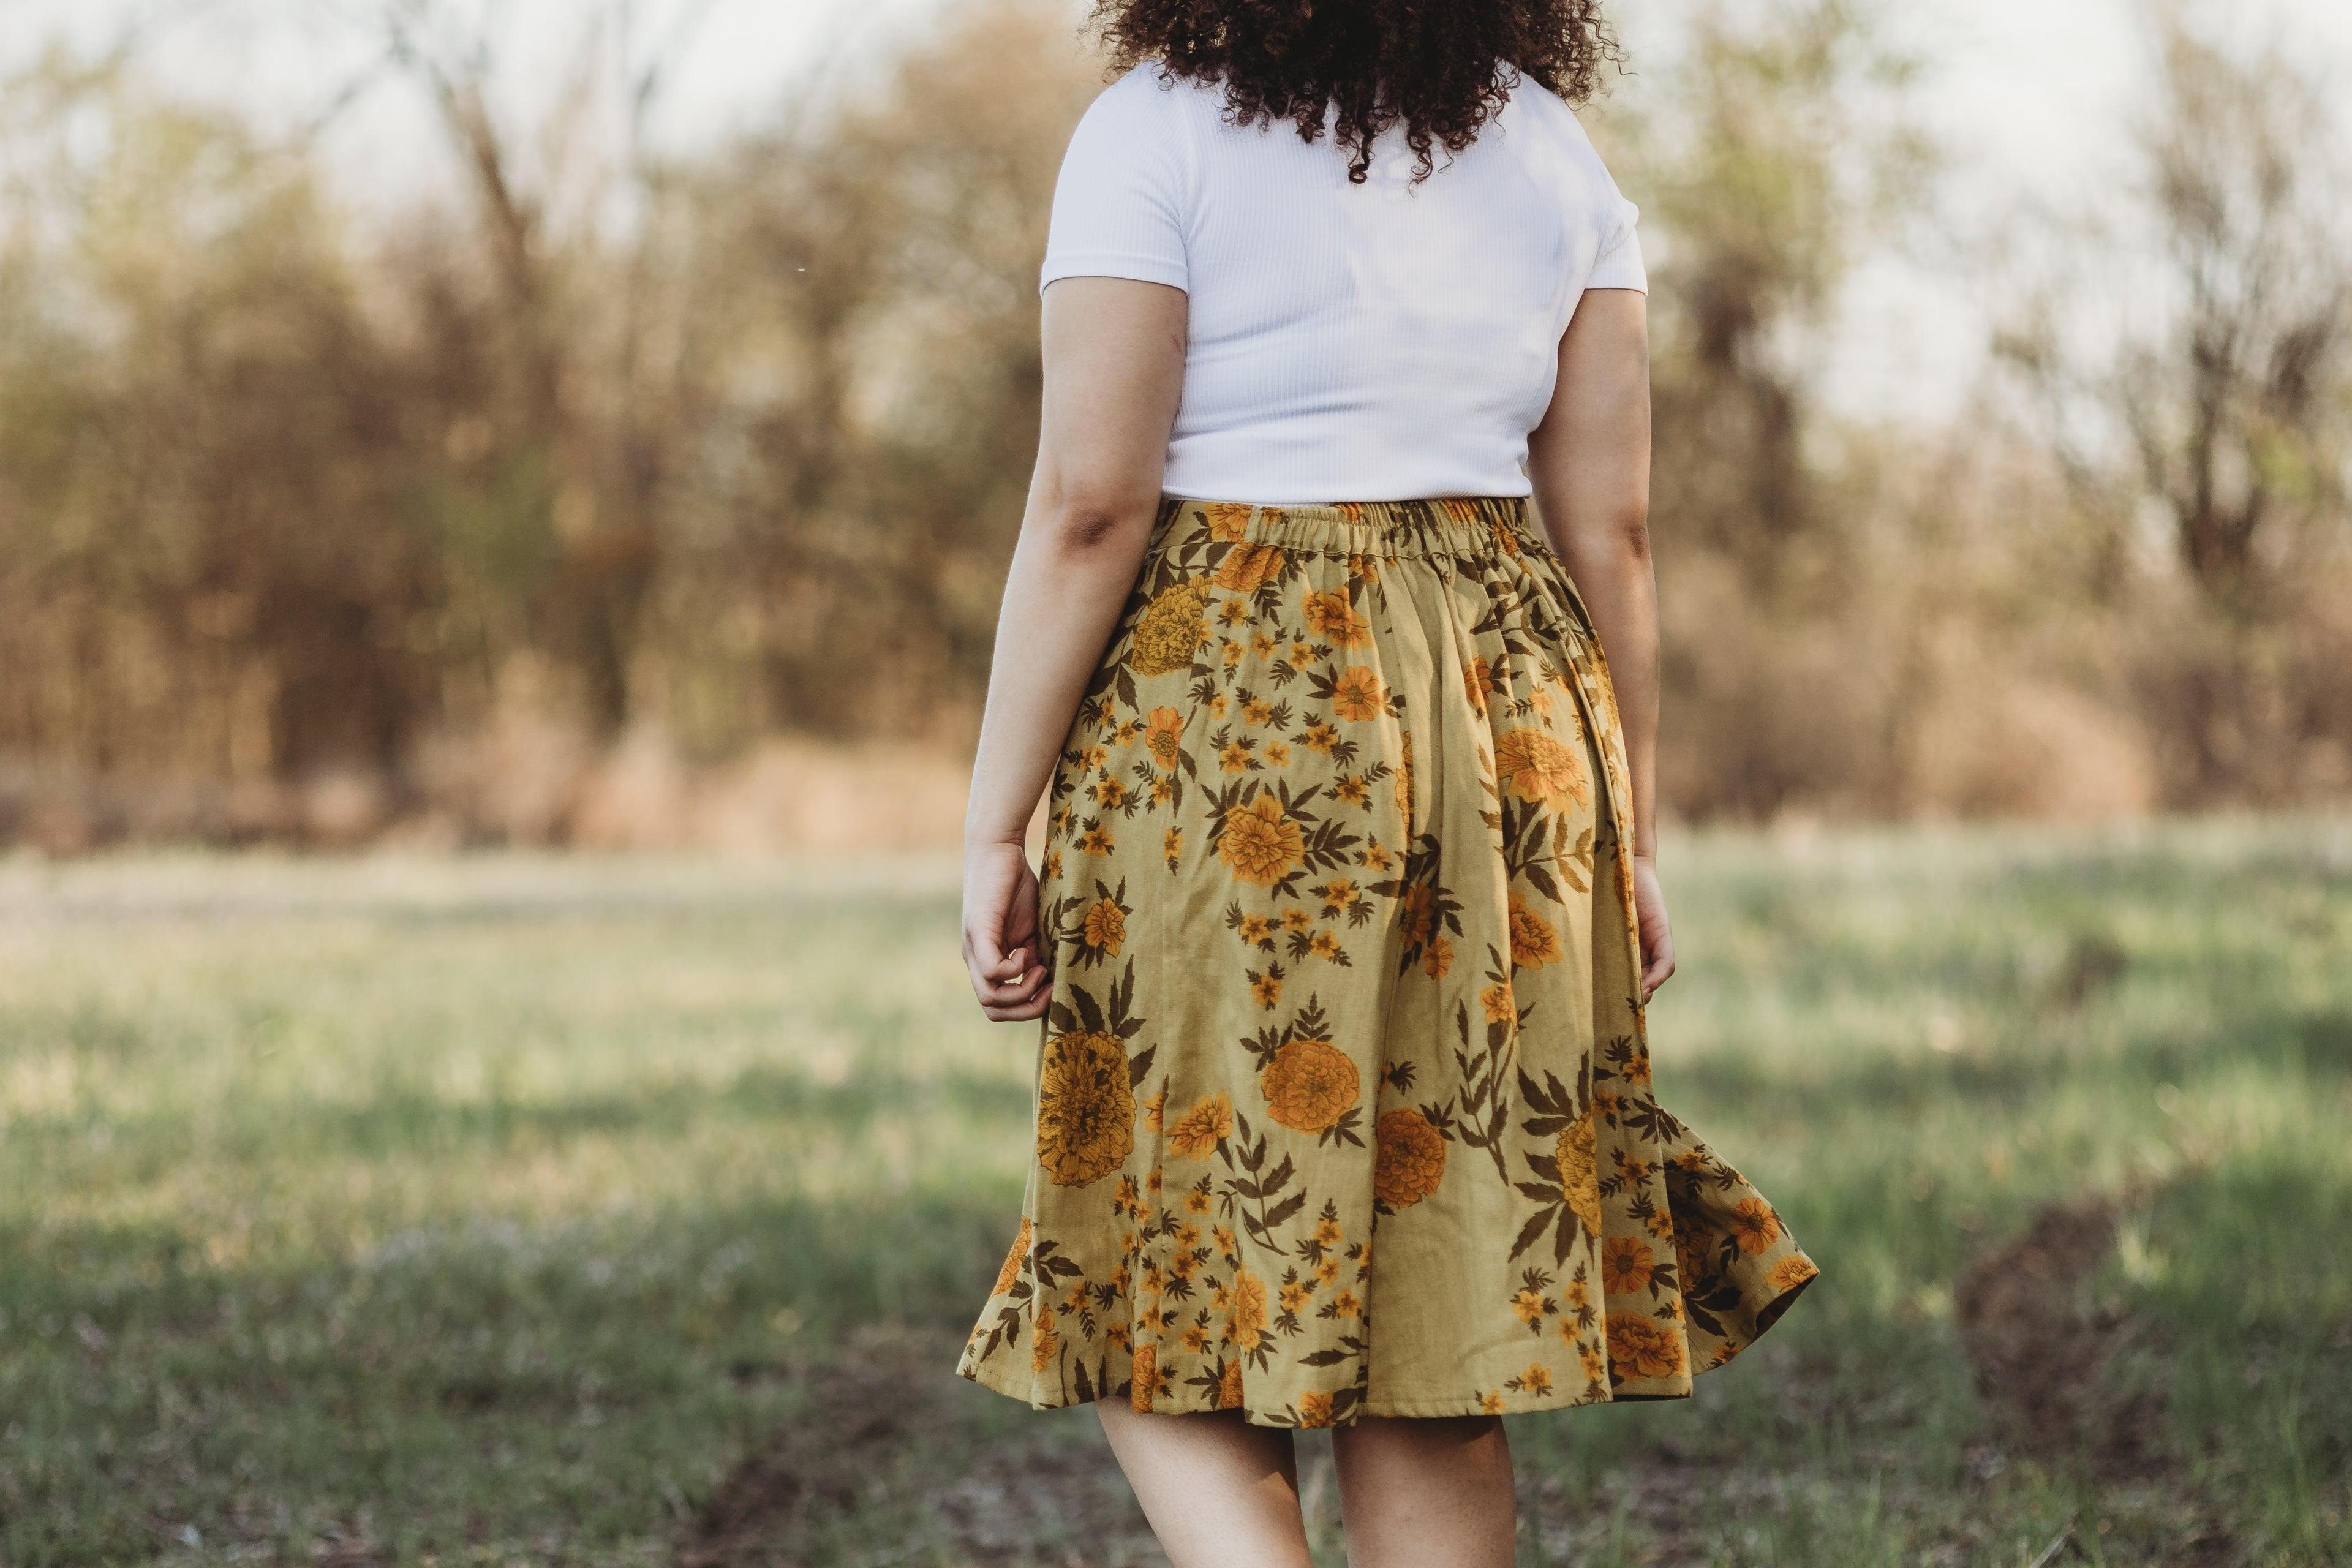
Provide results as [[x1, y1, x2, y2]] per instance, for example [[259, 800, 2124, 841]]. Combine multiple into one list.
[[1088, 0, 1622, 184]]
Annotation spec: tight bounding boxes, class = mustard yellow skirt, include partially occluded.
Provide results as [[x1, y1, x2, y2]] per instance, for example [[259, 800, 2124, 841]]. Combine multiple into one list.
[[957, 496, 1816, 1428]]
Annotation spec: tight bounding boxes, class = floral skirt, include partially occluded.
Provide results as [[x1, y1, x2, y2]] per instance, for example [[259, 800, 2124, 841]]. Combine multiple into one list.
[[956, 496, 1816, 1428]]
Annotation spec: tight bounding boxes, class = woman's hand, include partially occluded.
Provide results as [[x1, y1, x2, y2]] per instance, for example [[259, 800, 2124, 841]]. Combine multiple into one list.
[[1631, 854, 1676, 1005], [963, 842, 1052, 1021]]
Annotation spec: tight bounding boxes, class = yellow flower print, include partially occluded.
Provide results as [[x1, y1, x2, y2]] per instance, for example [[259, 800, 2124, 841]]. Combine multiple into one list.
[[1238, 913, 1275, 945], [1204, 501, 1254, 540], [1730, 1197, 1783, 1255], [1493, 726, 1591, 813], [1221, 641, 1246, 669], [1218, 1359, 1245, 1408], [1230, 1267, 1270, 1351], [1280, 1276, 1315, 1313], [1030, 1302, 1059, 1373], [1082, 898, 1126, 959], [1770, 1256, 1819, 1292], [1301, 720, 1339, 752], [992, 1216, 1032, 1295], [1140, 1084, 1166, 1132], [1479, 1390, 1505, 1415], [1606, 1313, 1686, 1382], [1264, 741, 1292, 768], [1217, 793, 1304, 886], [1599, 1236, 1655, 1295], [1036, 1030, 1135, 1187], [1281, 908, 1314, 934], [1130, 1341, 1168, 1411], [1314, 1254, 1340, 1286], [1163, 826, 1183, 870], [1166, 1091, 1235, 1158], [1215, 542, 1286, 594], [1557, 1108, 1602, 1237], [1287, 640, 1316, 670], [1076, 823, 1115, 856], [1302, 589, 1371, 647], [1329, 665, 1386, 722], [1218, 739, 1257, 774], [1325, 1288, 1362, 1319], [1423, 935, 1454, 978], [1518, 1363, 1553, 1396], [1250, 970, 1283, 1009], [1507, 897, 1562, 968], [1258, 1037, 1361, 1133], [1145, 707, 1185, 771], [1295, 1390, 1336, 1428], [1313, 1213, 1344, 1247], [1332, 774, 1370, 807], [1373, 1108, 1447, 1209], [1463, 655, 1496, 714], [1306, 930, 1342, 960], [1244, 697, 1275, 726], [1512, 1288, 1547, 1327], [1093, 775, 1129, 810], [1481, 981, 1517, 1025]]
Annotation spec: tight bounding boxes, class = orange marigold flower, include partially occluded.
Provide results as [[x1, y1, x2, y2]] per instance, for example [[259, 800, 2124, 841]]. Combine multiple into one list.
[[1129, 581, 1212, 676], [1605, 1313, 1686, 1382], [1302, 589, 1371, 648], [1166, 1091, 1235, 1159], [1373, 1107, 1447, 1209], [1218, 793, 1304, 886], [1036, 1030, 1136, 1187], [1030, 1302, 1060, 1374], [1557, 1108, 1602, 1237], [1204, 501, 1254, 540], [1082, 898, 1126, 957], [1481, 981, 1517, 1025], [1295, 1390, 1336, 1428], [1215, 542, 1286, 594], [1129, 1343, 1165, 1411], [1218, 1359, 1245, 1408], [1770, 1256, 1819, 1292], [1229, 1267, 1269, 1351], [1507, 897, 1562, 968], [1493, 726, 1590, 813], [992, 1215, 1032, 1295], [1422, 935, 1453, 978], [1520, 1363, 1554, 1396], [1258, 1037, 1361, 1133]]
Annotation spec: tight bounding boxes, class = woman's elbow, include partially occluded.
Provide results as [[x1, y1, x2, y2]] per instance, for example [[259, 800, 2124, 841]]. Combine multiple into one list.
[[1035, 486, 1155, 556]]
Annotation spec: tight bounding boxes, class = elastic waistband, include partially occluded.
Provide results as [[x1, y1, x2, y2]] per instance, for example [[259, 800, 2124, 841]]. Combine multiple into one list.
[[1155, 494, 1544, 560]]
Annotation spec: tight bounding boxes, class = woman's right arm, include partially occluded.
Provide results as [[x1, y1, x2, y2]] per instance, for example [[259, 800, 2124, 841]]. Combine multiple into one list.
[[961, 276, 1188, 1022]]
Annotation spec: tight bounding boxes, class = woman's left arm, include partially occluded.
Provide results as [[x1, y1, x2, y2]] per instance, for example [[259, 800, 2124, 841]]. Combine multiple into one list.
[[962, 276, 1189, 1022], [1525, 287, 1675, 1003]]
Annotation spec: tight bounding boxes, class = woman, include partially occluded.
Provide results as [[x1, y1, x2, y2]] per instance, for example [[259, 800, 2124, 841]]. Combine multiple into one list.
[[954, 4, 1817, 1561]]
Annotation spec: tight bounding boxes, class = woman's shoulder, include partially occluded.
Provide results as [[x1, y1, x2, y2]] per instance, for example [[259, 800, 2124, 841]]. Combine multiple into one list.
[[1082, 61, 1223, 132], [1498, 72, 1604, 152]]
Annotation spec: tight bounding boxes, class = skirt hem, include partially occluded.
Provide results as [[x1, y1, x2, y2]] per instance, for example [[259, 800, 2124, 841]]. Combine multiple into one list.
[[953, 1272, 1815, 1430]]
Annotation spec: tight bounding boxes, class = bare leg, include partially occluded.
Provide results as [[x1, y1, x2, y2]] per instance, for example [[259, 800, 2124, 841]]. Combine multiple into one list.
[[1331, 1414, 1518, 1568], [1095, 1401, 1316, 1568]]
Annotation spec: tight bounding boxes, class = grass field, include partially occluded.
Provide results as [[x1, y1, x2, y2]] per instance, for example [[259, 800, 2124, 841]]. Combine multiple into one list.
[[1, 820, 2347, 1566]]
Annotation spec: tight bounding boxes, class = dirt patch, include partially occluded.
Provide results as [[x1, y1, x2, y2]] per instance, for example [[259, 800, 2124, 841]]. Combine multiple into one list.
[[1951, 1196, 2163, 1481], [677, 1324, 1161, 1567]]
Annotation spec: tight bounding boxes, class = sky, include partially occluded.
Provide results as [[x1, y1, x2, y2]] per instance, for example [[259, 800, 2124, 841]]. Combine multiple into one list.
[[5, 0, 2346, 422]]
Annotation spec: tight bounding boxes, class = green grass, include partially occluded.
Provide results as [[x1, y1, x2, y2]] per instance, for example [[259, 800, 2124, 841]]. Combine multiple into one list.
[[0, 820, 2347, 1565]]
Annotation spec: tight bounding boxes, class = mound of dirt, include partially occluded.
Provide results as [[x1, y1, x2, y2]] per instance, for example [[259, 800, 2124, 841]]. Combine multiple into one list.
[[1951, 1197, 2162, 1480]]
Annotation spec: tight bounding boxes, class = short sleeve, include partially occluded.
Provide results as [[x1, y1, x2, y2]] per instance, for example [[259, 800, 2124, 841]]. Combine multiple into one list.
[[1586, 189, 1648, 292], [1039, 71, 1194, 297]]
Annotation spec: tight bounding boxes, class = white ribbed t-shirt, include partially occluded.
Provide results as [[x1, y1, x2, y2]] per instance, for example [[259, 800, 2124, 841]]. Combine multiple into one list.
[[1041, 64, 1648, 503]]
